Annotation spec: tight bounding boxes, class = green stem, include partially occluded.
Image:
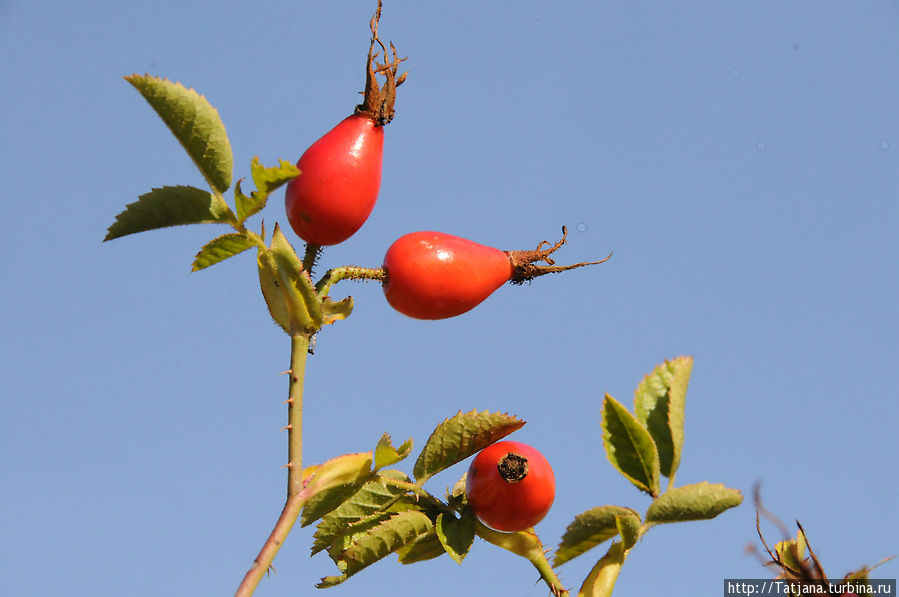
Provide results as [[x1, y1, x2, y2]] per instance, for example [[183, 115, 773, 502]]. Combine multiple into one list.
[[287, 334, 308, 496], [234, 333, 310, 597], [475, 521, 569, 596]]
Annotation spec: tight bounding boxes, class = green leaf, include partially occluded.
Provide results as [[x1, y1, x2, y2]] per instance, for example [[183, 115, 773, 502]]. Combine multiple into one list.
[[436, 508, 476, 564], [234, 158, 301, 224], [318, 510, 434, 588], [601, 394, 661, 496], [191, 232, 255, 271], [301, 452, 373, 498], [233, 180, 262, 225], [412, 410, 525, 484], [105, 185, 234, 241], [579, 541, 626, 597], [374, 434, 413, 470], [311, 469, 411, 552], [302, 483, 364, 529], [644, 482, 742, 524], [554, 505, 640, 566], [614, 513, 640, 550], [125, 74, 233, 194], [633, 356, 693, 479], [397, 530, 446, 565], [251, 156, 300, 196]]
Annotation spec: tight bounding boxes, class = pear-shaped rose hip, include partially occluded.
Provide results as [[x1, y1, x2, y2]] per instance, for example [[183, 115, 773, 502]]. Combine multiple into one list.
[[382, 228, 610, 319], [285, 1, 406, 246]]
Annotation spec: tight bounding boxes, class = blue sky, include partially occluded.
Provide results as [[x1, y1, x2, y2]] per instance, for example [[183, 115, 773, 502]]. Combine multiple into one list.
[[2, 1, 897, 596]]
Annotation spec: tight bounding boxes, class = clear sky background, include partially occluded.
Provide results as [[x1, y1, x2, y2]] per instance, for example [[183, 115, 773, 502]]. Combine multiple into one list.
[[2, 1, 897, 596]]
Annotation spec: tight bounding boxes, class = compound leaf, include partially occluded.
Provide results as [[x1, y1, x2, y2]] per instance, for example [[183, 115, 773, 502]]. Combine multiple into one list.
[[413, 410, 524, 484], [105, 185, 234, 241], [311, 469, 412, 554], [125, 74, 232, 194]]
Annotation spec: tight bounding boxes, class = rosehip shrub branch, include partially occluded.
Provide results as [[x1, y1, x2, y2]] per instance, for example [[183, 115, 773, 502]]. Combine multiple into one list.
[[105, 3, 743, 596]]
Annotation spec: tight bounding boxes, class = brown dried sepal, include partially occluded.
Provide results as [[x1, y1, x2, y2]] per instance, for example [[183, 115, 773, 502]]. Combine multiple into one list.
[[507, 226, 613, 284], [497, 452, 529, 483], [355, 0, 408, 126]]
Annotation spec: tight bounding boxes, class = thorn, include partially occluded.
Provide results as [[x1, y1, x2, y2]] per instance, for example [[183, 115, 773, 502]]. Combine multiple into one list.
[[282, 462, 294, 469], [280, 425, 292, 431], [279, 369, 291, 376], [283, 398, 294, 405]]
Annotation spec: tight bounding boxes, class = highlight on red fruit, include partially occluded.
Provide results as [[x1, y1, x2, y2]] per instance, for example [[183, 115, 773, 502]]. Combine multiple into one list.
[[381, 227, 612, 320], [284, 0, 406, 246], [466, 440, 555, 532]]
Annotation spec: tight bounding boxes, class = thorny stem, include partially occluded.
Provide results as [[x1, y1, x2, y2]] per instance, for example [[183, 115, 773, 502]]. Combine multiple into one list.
[[302, 243, 323, 276], [315, 266, 386, 297], [234, 333, 310, 597]]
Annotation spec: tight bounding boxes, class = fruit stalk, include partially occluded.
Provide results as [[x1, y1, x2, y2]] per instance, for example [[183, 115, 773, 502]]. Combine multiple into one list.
[[234, 333, 310, 597], [475, 522, 569, 596]]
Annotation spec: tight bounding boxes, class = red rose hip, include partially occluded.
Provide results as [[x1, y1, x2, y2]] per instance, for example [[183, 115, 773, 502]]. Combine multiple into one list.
[[284, 1, 405, 246], [466, 440, 555, 532]]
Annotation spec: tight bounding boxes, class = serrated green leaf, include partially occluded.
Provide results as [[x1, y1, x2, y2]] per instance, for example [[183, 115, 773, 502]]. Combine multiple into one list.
[[251, 156, 301, 195], [233, 179, 262, 225], [413, 410, 525, 484], [191, 232, 255, 271], [436, 508, 476, 564], [579, 541, 626, 597], [633, 356, 693, 479], [397, 530, 446, 565], [125, 74, 232, 193], [644, 482, 742, 524], [554, 505, 640, 566], [614, 513, 640, 550], [105, 185, 234, 241], [374, 434, 413, 470], [302, 483, 364, 529], [311, 470, 411, 553], [321, 296, 354, 326], [318, 510, 434, 588], [601, 394, 661, 496], [234, 158, 300, 224]]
